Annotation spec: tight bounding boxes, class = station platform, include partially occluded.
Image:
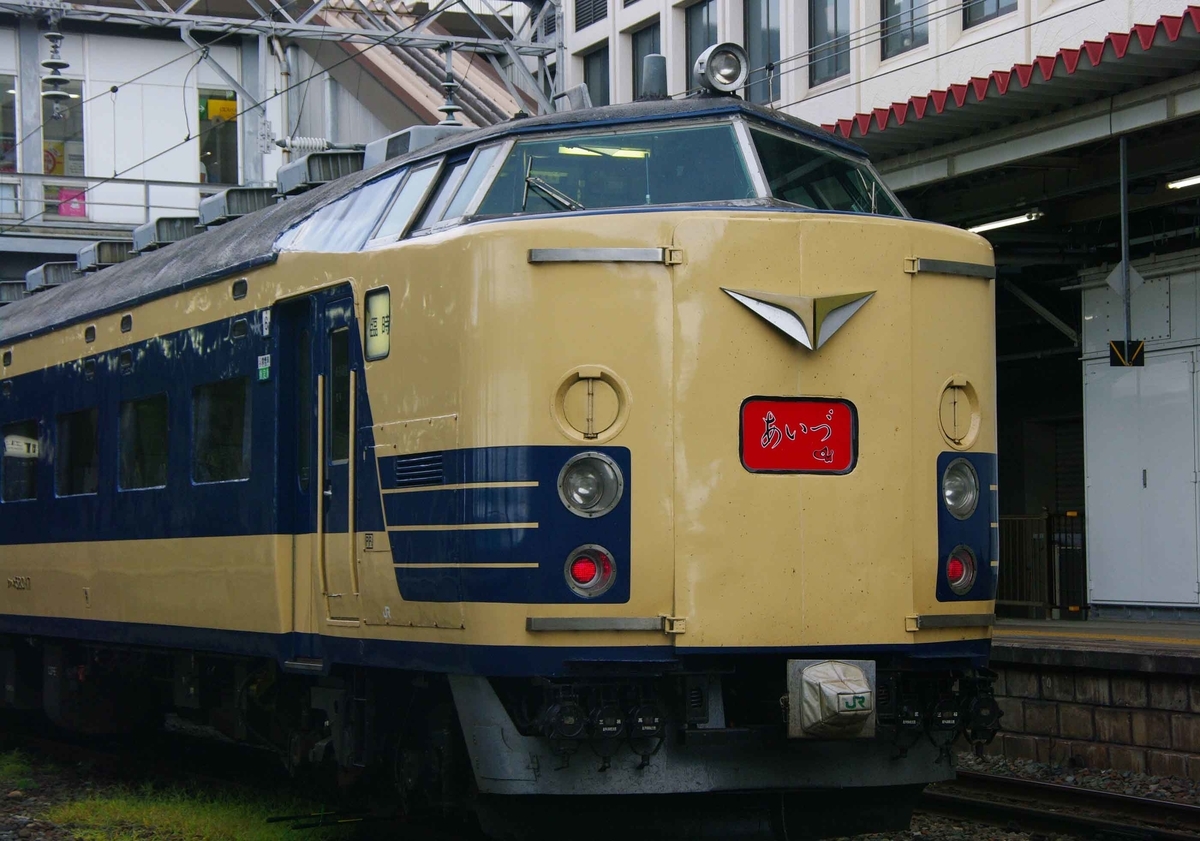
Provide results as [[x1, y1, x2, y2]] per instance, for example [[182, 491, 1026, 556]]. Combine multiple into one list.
[[992, 618, 1200, 675]]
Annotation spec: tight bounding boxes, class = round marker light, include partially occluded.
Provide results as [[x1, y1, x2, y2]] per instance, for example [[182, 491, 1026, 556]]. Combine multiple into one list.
[[694, 43, 750, 95], [558, 452, 624, 518], [941, 458, 980, 520], [570, 556, 599, 587], [946, 545, 977, 596], [564, 545, 616, 598]]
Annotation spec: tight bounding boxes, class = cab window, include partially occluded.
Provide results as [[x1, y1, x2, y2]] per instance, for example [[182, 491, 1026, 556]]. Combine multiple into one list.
[[750, 128, 903, 217], [475, 123, 755, 216]]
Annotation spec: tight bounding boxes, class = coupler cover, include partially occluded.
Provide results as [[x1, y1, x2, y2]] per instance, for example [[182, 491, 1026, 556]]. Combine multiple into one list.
[[787, 659, 876, 739]]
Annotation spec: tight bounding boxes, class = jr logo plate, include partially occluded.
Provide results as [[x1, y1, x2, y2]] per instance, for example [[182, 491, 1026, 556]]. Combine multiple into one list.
[[740, 397, 858, 474]]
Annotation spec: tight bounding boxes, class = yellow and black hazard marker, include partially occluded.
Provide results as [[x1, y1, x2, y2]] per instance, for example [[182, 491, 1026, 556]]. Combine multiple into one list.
[[1109, 339, 1145, 367]]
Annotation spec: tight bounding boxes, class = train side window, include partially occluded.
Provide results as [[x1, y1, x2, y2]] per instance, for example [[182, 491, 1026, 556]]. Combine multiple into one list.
[[276, 170, 404, 253], [364, 288, 390, 361], [297, 328, 312, 491], [118, 394, 168, 490], [192, 377, 251, 483], [2, 420, 39, 501], [55, 409, 99, 497], [365, 162, 440, 247], [411, 158, 471, 234], [328, 329, 350, 463]]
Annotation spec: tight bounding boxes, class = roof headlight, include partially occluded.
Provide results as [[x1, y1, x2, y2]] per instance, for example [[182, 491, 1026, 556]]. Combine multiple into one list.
[[694, 43, 750, 95], [942, 458, 980, 520], [558, 452, 624, 518]]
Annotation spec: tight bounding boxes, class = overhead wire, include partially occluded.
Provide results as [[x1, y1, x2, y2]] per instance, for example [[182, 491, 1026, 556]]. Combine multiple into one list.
[[0, 0, 472, 238]]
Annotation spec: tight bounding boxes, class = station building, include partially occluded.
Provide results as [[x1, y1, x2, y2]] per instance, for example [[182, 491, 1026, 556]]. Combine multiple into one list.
[[544, 0, 1200, 621], [0, 0, 532, 302]]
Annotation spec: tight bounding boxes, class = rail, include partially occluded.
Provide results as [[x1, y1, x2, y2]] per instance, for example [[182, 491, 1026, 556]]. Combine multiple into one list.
[[921, 769, 1200, 840]]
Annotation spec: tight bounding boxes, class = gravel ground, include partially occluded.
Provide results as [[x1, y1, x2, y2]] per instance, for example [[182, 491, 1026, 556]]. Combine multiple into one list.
[[845, 812, 1080, 841], [956, 749, 1200, 804]]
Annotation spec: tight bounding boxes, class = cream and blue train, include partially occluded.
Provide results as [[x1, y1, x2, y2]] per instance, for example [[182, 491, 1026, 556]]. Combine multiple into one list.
[[0, 48, 1000, 839]]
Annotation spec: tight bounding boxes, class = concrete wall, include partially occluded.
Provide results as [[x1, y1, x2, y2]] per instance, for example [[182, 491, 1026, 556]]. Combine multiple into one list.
[[542, 0, 1185, 127], [983, 664, 1200, 778]]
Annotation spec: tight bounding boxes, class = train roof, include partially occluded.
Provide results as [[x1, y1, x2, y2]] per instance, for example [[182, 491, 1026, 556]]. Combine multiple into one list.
[[0, 97, 864, 345]]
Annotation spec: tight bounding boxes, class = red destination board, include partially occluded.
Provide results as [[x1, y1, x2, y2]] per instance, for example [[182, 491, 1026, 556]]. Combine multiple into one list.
[[739, 397, 858, 474]]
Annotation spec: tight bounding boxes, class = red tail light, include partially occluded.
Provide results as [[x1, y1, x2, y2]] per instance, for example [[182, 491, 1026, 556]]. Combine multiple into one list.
[[946, 545, 977, 596], [565, 545, 616, 597], [570, 557, 599, 586]]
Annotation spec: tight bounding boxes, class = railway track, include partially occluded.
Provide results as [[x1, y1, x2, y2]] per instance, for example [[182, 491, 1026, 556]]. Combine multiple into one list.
[[921, 769, 1200, 840]]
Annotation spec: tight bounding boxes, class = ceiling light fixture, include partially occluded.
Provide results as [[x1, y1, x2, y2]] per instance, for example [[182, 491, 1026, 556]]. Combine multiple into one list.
[[1167, 174, 1200, 190], [968, 211, 1044, 234]]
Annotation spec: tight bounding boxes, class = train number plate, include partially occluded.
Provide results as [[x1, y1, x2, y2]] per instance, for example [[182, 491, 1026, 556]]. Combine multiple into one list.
[[740, 397, 858, 474]]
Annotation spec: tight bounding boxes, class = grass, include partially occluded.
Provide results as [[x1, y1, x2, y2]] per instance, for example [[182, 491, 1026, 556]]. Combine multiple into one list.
[[0, 749, 38, 791], [45, 784, 356, 841]]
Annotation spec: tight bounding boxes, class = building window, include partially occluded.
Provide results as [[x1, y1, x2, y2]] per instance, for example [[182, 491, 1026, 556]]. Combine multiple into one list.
[[1, 78, 15, 175], [119, 394, 168, 490], [632, 23, 661, 99], [199, 89, 239, 185], [574, 0, 608, 31], [2, 420, 38, 501], [584, 45, 611, 106], [55, 408, 98, 496], [810, 0, 850, 86], [882, 0, 928, 58], [745, 0, 780, 103], [963, 0, 1016, 28], [43, 79, 85, 219], [0, 78, 13, 214], [193, 377, 251, 483], [686, 0, 718, 88]]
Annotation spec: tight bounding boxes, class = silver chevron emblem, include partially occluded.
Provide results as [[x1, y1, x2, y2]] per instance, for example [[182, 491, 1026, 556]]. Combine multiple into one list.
[[721, 288, 875, 350]]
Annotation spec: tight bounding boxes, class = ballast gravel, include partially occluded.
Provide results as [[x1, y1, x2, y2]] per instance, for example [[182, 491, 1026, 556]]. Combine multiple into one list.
[[955, 750, 1200, 804]]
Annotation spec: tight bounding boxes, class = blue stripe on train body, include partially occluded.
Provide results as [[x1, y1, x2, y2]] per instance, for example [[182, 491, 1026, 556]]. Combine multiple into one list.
[[0, 313, 280, 544], [0, 297, 631, 605], [377, 447, 632, 604]]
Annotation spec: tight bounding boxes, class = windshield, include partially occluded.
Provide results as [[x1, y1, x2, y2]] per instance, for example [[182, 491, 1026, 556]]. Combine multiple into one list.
[[476, 123, 755, 216], [750, 128, 903, 217]]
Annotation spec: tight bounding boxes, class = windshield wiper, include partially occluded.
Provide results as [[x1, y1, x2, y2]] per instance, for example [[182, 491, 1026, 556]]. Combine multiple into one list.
[[521, 155, 585, 212], [524, 176, 585, 211]]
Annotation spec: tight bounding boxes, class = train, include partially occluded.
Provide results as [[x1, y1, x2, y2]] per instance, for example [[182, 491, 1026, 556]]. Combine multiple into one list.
[[0, 44, 1000, 839]]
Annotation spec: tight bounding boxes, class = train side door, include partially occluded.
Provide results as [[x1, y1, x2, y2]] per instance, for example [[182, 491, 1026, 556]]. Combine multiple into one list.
[[321, 293, 361, 620]]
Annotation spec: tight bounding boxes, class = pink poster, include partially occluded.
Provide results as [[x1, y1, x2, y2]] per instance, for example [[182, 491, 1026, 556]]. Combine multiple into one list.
[[56, 188, 86, 217]]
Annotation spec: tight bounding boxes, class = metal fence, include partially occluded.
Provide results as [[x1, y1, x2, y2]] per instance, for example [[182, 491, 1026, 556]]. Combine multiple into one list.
[[997, 513, 1087, 619]]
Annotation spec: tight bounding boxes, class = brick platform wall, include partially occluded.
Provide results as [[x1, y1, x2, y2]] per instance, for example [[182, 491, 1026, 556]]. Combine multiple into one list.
[[980, 666, 1200, 779]]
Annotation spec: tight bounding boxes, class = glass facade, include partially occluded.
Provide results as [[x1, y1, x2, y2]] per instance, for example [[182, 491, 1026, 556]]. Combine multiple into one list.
[[881, 0, 928, 58], [964, 0, 1017, 28], [42, 79, 85, 218], [685, 0, 718, 89], [632, 23, 661, 99], [199, 88, 239, 185], [810, 0, 850, 86], [744, 0, 780, 103], [584, 45, 611, 106]]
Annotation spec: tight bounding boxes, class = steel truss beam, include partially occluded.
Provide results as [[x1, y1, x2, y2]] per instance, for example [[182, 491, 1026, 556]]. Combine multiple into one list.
[[0, 0, 554, 56]]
